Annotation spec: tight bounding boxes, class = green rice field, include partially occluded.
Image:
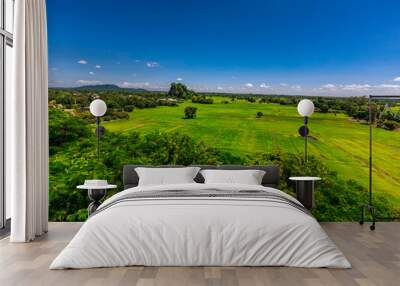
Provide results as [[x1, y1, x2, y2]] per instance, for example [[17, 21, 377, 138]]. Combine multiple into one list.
[[104, 97, 400, 204]]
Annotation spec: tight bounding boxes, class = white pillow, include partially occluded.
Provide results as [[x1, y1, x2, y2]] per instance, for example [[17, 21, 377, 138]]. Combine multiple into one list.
[[135, 167, 201, 186], [200, 169, 266, 185]]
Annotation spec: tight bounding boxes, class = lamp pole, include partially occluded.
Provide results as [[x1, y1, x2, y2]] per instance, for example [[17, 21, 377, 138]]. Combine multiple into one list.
[[304, 116, 308, 162], [297, 99, 314, 164], [90, 99, 107, 162], [96, 117, 100, 161]]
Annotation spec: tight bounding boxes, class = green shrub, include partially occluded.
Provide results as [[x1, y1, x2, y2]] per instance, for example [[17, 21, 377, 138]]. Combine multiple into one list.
[[49, 129, 230, 221], [49, 108, 91, 154], [251, 151, 399, 221], [124, 105, 134, 112], [192, 95, 214, 104], [184, 106, 197, 119], [379, 120, 400, 130], [158, 99, 178, 106]]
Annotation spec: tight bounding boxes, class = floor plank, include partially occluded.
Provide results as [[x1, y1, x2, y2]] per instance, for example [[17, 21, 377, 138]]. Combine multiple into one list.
[[0, 222, 399, 286]]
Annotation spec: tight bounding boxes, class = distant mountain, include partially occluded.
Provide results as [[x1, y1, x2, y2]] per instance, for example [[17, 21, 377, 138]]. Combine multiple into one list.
[[70, 84, 150, 93]]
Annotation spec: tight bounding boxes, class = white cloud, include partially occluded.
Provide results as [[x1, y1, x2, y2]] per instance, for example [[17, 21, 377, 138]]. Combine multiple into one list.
[[76, 80, 102, 85], [392, 77, 400, 82], [95, 65, 101, 69], [376, 84, 400, 89], [341, 84, 370, 91], [146, 61, 160, 68], [177, 81, 400, 95], [279, 83, 288, 87], [51, 67, 59, 71], [120, 81, 150, 88], [77, 60, 88, 65], [89, 72, 95, 75], [314, 82, 400, 95], [321, 83, 336, 89], [134, 59, 141, 63], [259, 83, 271, 89], [176, 77, 183, 81]]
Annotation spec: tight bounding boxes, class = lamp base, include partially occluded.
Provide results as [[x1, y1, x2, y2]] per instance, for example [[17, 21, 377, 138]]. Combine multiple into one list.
[[360, 203, 400, 230], [87, 189, 106, 216]]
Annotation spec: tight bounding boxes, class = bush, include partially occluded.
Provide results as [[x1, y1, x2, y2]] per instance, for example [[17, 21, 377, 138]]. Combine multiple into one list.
[[184, 106, 197, 119], [49, 108, 91, 154], [379, 120, 400, 130], [251, 151, 399, 221], [103, 110, 129, 121], [318, 104, 329, 113], [192, 95, 214, 104], [49, 130, 229, 221], [256, 111, 263, 118], [124, 105, 134, 112], [158, 99, 178, 106]]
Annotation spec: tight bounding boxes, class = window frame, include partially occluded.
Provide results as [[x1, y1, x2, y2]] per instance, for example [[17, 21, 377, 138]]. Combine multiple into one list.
[[0, 0, 13, 231]]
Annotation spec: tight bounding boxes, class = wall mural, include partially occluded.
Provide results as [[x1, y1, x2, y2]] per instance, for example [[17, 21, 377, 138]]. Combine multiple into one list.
[[47, 1, 400, 222], [48, 85, 400, 221]]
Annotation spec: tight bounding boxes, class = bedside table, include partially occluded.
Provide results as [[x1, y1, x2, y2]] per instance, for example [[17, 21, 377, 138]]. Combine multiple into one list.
[[289, 177, 321, 210], [77, 183, 117, 216]]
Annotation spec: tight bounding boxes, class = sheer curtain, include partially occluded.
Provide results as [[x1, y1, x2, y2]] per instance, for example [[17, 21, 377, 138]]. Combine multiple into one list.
[[8, 0, 48, 242]]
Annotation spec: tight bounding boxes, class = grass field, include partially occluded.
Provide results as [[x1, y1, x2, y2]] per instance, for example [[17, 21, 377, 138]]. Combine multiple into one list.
[[104, 98, 400, 204]]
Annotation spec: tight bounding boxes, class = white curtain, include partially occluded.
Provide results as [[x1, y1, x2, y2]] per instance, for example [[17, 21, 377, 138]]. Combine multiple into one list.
[[9, 0, 49, 242]]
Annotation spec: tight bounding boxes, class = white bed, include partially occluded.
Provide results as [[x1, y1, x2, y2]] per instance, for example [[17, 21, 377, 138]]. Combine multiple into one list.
[[50, 183, 351, 269]]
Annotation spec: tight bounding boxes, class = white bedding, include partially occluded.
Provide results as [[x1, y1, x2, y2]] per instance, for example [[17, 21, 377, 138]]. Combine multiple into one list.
[[50, 183, 351, 269]]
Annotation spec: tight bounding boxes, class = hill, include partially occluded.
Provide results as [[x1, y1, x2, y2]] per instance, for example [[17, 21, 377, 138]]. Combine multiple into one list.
[[71, 84, 150, 93]]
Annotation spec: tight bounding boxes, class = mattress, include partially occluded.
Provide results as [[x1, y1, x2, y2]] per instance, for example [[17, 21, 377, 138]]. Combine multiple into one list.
[[50, 183, 350, 269]]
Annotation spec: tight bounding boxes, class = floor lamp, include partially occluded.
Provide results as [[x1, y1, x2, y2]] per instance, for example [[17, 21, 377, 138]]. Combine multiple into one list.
[[359, 95, 400, 230], [89, 99, 107, 161], [297, 99, 315, 162]]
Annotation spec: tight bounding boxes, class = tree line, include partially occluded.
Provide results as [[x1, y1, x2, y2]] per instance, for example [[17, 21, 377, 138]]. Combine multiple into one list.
[[50, 83, 400, 131]]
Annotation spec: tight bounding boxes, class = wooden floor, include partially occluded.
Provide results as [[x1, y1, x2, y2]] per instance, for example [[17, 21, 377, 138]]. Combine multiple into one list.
[[0, 222, 399, 286]]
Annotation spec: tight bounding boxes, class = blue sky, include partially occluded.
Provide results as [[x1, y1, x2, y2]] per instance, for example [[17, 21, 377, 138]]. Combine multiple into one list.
[[47, 0, 400, 96]]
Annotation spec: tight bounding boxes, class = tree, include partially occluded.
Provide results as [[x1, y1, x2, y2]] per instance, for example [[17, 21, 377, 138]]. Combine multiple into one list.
[[168, 82, 197, 99], [49, 108, 91, 154], [318, 104, 329, 113], [184, 106, 197, 119]]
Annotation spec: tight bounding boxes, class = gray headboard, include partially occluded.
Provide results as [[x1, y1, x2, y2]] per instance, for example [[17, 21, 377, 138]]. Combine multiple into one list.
[[123, 165, 280, 189]]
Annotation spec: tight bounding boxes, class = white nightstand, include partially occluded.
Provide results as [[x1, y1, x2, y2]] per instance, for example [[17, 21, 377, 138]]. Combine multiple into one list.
[[289, 177, 321, 210], [77, 183, 117, 215]]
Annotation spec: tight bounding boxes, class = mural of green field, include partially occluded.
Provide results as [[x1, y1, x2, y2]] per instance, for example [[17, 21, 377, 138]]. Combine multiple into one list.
[[104, 97, 400, 204]]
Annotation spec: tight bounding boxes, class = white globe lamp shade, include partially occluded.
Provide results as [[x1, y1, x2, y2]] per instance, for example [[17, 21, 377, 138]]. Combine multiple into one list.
[[90, 99, 107, 117], [297, 99, 314, 117]]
